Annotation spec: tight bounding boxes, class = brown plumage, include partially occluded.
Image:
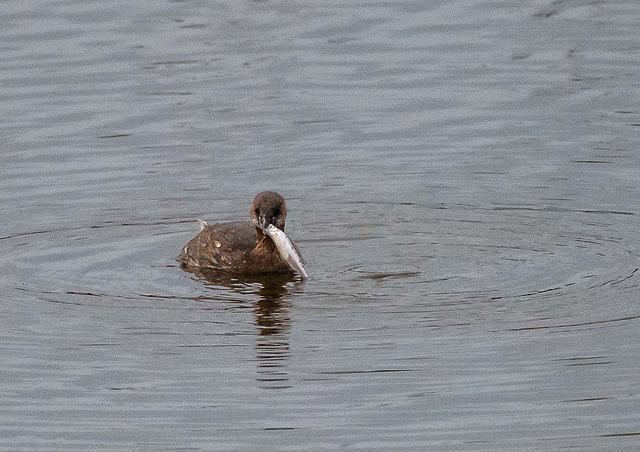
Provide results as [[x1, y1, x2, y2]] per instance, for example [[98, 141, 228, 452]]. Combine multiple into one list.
[[178, 191, 304, 275]]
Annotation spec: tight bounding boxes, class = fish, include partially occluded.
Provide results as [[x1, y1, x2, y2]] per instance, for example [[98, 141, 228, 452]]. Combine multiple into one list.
[[265, 224, 308, 278]]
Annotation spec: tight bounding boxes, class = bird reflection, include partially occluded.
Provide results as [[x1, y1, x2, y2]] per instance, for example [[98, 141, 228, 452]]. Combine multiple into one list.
[[189, 269, 300, 389]]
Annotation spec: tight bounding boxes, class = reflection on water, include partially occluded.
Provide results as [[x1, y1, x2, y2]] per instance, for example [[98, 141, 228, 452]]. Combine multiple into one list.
[[189, 268, 297, 389]]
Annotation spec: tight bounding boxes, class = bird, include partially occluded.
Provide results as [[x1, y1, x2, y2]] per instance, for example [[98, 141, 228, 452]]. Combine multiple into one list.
[[178, 191, 307, 277]]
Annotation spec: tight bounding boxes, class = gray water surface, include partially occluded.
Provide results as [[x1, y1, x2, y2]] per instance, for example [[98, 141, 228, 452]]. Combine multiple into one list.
[[2, 0, 640, 450]]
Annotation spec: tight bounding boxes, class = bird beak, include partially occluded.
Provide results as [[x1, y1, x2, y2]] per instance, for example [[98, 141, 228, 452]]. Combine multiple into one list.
[[264, 224, 308, 278], [259, 215, 269, 231], [253, 215, 269, 232]]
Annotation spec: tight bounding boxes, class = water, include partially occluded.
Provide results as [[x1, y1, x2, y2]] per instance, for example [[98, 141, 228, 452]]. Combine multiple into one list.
[[2, 0, 640, 450]]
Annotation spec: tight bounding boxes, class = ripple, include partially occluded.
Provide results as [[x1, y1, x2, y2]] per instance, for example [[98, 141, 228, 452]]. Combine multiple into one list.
[[2, 0, 640, 449]]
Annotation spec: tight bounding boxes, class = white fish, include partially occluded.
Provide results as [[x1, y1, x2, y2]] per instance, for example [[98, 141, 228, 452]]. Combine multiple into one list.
[[265, 224, 308, 278]]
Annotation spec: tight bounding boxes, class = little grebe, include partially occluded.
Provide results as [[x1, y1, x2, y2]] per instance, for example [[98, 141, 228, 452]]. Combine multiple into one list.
[[178, 191, 307, 277]]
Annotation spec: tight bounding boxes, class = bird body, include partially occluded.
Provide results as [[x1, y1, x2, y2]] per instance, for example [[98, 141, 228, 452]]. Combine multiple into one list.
[[178, 192, 306, 277]]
